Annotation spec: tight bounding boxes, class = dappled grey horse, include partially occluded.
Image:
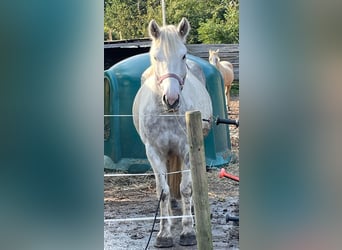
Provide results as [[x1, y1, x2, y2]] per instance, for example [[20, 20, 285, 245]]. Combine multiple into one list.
[[132, 18, 213, 247]]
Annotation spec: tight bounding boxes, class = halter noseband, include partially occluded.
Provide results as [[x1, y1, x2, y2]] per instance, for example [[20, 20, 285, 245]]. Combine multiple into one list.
[[157, 73, 185, 90]]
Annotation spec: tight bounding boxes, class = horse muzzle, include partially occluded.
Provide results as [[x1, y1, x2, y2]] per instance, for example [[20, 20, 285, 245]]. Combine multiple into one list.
[[163, 94, 180, 111]]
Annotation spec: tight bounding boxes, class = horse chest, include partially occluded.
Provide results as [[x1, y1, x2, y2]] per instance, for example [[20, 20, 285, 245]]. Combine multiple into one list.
[[141, 115, 187, 149]]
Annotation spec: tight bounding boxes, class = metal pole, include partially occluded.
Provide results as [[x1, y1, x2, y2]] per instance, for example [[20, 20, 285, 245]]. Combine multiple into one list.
[[161, 0, 166, 26]]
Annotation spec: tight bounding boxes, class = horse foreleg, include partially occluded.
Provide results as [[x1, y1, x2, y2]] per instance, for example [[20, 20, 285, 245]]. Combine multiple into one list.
[[179, 155, 197, 246], [225, 84, 230, 110], [145, 145, 173, 248], [228, 83, 233, 111]]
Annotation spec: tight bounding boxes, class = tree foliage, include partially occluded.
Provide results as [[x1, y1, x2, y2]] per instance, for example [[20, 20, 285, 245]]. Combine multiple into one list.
[[198, 1, 239, 44], [104, 0, 239, 44]]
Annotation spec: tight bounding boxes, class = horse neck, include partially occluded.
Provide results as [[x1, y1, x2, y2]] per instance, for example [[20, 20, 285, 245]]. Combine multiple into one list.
[[216, 60, 223, 70]]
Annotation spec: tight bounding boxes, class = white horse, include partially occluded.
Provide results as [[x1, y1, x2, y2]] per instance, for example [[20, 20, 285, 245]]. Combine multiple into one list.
[[209, 49, 234, 110], [132, 18, 213, 247]]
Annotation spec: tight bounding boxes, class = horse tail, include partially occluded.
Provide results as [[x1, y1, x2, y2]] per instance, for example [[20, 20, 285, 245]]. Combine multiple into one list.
[[167, 154, 182, 199]]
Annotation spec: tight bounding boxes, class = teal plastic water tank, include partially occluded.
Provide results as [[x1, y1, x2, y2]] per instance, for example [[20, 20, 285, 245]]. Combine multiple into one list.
[[104, 53, 231, 173]]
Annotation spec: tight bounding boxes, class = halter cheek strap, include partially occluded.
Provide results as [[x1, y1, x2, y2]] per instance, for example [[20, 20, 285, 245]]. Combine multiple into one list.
[[157, 73, 185, 89]]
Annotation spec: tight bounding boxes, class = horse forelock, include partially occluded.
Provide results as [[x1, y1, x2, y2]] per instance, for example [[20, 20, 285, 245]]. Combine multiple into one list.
[[151, 25, 186, 59]]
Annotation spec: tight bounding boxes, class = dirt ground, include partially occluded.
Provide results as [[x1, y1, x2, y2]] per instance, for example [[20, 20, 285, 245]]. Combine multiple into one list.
[[104, 95, 239, 250]]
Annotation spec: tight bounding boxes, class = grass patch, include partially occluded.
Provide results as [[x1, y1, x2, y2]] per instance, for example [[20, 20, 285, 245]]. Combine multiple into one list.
[[231, 81, 239, 96]]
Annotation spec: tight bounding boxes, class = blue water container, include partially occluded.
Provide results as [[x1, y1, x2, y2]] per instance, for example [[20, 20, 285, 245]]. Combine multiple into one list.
[[104, 53, 231, 173]]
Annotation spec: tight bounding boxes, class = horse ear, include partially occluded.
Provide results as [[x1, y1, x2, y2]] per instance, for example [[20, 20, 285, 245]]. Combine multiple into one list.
[[215, 49, 219, 53], [177, 17, 190, 41], [148, 19, 160, 40]]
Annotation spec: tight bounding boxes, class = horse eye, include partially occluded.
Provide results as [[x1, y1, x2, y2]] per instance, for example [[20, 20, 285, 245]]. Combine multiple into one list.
[[182, 55, 186, 60]]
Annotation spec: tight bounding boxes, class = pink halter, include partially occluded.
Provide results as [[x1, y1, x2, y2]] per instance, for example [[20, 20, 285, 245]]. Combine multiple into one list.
[[156, 73, 185, 89]]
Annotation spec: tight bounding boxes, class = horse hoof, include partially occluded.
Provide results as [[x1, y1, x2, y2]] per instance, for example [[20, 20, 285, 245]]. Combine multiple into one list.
[[179, 232, 197, 246], [154, 236, 173, 248], [171, 198, 179, 210]]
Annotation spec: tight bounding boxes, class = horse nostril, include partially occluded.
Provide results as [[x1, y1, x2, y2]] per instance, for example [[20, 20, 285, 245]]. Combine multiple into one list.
[[163, 95, 180, 109], [162, 95, 168, 105]]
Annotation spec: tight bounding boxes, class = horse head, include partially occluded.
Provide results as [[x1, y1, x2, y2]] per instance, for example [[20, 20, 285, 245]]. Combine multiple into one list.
[[148, 18, 190, 111], [209, 49, 220, 66]]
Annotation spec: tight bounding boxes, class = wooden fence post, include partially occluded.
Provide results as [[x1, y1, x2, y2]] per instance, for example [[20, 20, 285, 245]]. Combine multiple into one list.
[[185, 110, 213, 250]]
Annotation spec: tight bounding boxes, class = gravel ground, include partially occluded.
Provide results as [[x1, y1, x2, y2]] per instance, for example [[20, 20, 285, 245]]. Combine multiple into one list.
[[104, 95, 239, 250]]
